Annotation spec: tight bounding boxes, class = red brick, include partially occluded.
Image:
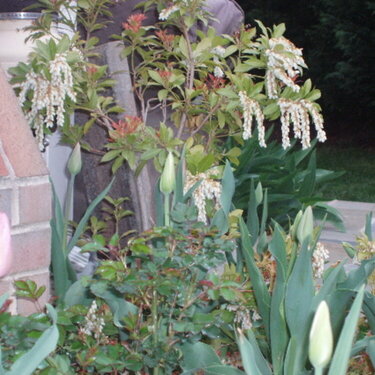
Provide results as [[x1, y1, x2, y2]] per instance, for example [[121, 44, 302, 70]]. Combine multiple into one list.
[[0, 188, 12, 218], [15, 272, 51, 316], [11, 229, 51, 274], [0, 69, 48, 178], [0, 154, 8, 176], [19, 184, 52, 225]]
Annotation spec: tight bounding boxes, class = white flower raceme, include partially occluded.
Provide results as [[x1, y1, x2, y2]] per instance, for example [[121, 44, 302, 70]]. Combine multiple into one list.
[[238, 91, 266, 147], [184, 170, 222, 224], [227, 304, 252, 330], [265, 37, 306, 99], [278, 98, 326, 149], [159, 5, 179, 20], [79, 301, 106, 341], [18, 53, 76, 150], [312, 242, 330, 279]]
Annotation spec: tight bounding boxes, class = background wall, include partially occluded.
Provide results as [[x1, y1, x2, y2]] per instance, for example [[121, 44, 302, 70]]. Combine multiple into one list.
[[0, 67, 51, 315]]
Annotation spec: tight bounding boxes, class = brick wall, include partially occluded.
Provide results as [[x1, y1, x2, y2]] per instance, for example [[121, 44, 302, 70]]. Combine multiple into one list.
[[0, 67, 51, 315]]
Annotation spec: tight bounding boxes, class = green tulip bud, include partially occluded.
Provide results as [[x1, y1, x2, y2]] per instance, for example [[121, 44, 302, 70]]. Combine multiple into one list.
[[67, 143, 82, 177], [160, 152, 176, 195], [297, 206, 313, 243], [291, 210, 303, 240], [309, 301, 333, 371]]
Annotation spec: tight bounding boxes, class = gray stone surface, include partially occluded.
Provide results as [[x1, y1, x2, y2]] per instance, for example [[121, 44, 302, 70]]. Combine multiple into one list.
[[320, 200, 374, 265]]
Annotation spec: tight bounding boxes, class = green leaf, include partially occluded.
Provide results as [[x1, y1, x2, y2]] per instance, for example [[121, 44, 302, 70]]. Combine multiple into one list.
[[50, 182, 70, 301], [90, 282, 137, 327], [67, 178, 115, 253], [237, 330, 272, 375], [269, 226, 289, 375], [181, 342, 225, 375], [327, 285, 366, 375], [221, 160, 235, 215], [7, 304, 59, 375]]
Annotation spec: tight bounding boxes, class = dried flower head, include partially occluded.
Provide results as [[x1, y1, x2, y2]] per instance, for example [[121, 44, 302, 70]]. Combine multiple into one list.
[[278, 98, 326, 149], [184, 170, 222, 224], [239, 91, 266, 147]]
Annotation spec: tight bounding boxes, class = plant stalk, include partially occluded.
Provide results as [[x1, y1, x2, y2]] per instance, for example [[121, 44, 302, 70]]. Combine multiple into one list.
[[164, 193, 170, 227], [62, 175, 75, 253]]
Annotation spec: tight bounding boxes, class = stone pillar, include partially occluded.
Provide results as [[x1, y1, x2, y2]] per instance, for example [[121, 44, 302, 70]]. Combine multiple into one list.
[[0, 67, 51, 315]]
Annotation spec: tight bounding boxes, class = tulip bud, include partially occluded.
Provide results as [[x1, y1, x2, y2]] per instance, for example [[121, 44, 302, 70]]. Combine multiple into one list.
[[309, 301, 333, 370], [297, 206, 313, 243], [67, 143, 82, 177], [160, 152, 176, 195], [0, 212, 12, 278]]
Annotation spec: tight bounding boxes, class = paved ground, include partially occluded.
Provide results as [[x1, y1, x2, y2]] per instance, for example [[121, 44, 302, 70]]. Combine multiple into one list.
[[320, 200, 375, 264]]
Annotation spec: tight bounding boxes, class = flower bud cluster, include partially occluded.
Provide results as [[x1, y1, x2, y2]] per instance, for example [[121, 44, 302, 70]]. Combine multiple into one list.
[[265, 37, 305, 99], [18, 53, 76, 150], [238, 91, 266, 147], [184, 170, 222, 224], [312, 242, 329, 279], [278, 98, 327, 149]]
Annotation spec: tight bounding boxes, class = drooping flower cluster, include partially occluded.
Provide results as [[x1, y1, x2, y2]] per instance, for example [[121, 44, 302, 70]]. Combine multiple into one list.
[[278, 98, 327, 149], [265, 37, 306, 99], [312, 242, 329, 279], [18, 53, 76, 150], [184, 170, 222, 224], [79, 301, 107, 342], [159, 5, 179, 20], [238, 91, 266, 147]]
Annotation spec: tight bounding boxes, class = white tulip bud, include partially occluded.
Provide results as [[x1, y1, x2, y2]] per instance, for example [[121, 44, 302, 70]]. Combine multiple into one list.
[[160, 152, 176, 195], [309, 301, 333, 370]]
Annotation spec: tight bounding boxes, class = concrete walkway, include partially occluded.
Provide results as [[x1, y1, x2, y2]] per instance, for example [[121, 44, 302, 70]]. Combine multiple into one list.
[[320, 200, 375, 264]]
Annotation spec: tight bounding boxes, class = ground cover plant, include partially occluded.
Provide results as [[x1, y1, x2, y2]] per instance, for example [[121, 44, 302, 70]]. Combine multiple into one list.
[[0, 0, 374, 374]]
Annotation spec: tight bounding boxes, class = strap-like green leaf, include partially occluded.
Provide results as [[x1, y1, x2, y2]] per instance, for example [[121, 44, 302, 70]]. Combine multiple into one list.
[[67, 178, 115, 252], [327, 285, 365, 375], [239, 218, 271, 339]]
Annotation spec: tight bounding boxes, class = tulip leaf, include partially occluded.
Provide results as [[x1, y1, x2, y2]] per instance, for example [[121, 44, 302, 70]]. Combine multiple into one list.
[[239, 218, 271, 339], [327, 285, 365, 375], [67, 178, 115, 253], [237, 331, 272, 375], [220, 160, 235, 215], [269, 225, 288, 375], [285, 239, 314, 337]]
